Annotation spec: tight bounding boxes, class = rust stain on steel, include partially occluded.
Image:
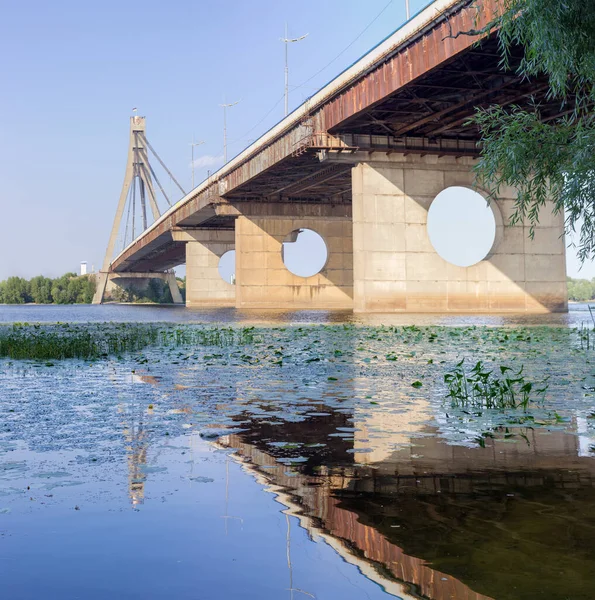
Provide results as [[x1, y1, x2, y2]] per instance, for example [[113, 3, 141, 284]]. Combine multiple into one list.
[[223, 0, 496, 196], [112, 0, 498, 272], [313, 0, 498, 132]]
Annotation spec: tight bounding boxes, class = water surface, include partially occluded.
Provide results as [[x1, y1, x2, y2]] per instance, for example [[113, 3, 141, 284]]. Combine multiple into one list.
[[1, 308, 595, 598], [0, 302, 593, 327]]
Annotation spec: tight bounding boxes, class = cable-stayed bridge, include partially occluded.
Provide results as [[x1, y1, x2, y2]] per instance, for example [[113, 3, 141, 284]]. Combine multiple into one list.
[[94, 0, 569, 313]]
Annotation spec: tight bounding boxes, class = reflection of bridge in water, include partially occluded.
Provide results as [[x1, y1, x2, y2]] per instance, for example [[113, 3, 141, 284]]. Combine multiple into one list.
[[119, 373, 173, 506], [121, 360, 595, 598], [220, 424, 595, 600]]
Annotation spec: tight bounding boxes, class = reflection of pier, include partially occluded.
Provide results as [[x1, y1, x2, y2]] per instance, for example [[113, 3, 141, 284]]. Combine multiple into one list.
[[221, 424, 595, 600], [221, 456, 244, 534], [351, 422, 595, 483], [120, 399, 149, 506], [119, 372, 163, 506], [121, 371, 198, 506]]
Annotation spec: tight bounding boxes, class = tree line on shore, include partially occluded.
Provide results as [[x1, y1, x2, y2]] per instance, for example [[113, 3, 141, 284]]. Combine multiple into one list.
[[0, 273, 186, 304], [567, 277, 595, 303], [0, 274, 96, 304]]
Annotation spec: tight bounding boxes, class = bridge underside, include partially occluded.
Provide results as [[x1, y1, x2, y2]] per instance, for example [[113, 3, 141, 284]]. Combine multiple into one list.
[[109, 19, 569, 312]]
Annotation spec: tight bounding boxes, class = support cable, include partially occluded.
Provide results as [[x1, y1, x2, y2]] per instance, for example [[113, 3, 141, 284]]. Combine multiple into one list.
[[133, 142, 148, 230], [123, 183, 133, 249], [139, 132, 186, 196], [138, 145, 171, 207], [139, 175, 148, 230], [134, 133, 160, 220], [132, 165, 137, 239], [139, 162, 162, 216]]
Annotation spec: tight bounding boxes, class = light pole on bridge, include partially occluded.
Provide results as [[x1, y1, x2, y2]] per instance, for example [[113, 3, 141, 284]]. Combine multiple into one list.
[[220, 99, 241, 164], [281, 24, 308, 117], [190, 136, 205, 189]]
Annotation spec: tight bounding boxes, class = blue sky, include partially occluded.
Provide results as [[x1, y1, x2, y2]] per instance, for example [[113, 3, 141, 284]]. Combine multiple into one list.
[[0, 0, 591, 281]]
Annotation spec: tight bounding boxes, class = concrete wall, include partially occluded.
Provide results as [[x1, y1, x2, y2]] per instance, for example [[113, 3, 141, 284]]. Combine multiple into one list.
[[180, 229, 235, 307], [352, 154, 567, 312], [235, 203, 353, 309], [103, 272, 183, 304]]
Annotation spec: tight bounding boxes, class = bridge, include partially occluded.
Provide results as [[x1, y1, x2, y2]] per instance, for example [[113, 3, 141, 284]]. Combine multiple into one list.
[[220, 424, 595, 600], [94, 0, 568, 312]]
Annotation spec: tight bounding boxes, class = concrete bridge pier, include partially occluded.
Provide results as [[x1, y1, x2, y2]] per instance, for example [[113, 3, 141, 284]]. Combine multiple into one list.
[[172, 228, 235, 307], [350, 153, 568, 313], [94, 271, 183, 304], [234, 202, 353, 310]]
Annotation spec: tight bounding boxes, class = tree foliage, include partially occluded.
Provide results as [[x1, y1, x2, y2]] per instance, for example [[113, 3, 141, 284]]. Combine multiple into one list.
[[473, 0, 595, 261], [0, 277, 31, 304], [567, 277, 595, 302], [0, 274, 95, 304], [29, 276, 53, 304], [0, 273, 186, 304], [0, 273, 181, 305]]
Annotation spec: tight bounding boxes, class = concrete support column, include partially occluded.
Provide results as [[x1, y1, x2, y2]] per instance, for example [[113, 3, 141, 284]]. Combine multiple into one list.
[[352, 154, 567, 312], [173, 229, 235, 307], [234, 203, 353, 309], [165, 272, 184, 304]]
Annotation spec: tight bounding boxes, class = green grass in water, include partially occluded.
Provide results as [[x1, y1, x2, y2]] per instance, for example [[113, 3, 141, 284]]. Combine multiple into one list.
[[444, 359, 549, 411], [0, 323, 259, 360]]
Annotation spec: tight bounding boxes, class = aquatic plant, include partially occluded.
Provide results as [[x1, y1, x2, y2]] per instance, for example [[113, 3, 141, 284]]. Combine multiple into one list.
[[444, 360, 549, 411], [578, 322, 594, 350], [0, 323, 261, 360]]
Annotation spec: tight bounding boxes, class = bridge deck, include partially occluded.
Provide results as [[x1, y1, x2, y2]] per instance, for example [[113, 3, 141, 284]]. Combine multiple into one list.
[[110, 0, 555, 274]]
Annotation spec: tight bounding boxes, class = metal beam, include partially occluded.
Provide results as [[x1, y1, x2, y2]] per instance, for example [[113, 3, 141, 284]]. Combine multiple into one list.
[[426, 83, 550, 137], [284, 168, 351, 196], [390, 77, 517, 136], [268, 164, 350, 196]]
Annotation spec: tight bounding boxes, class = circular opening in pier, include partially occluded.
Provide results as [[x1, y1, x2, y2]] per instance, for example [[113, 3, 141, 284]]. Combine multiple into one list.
[[282, 229, 328, 278], [218, 250, 236, 285], [427, 187, 496, 267]]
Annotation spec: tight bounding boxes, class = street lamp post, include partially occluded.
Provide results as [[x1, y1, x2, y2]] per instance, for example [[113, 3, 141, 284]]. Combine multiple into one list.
[[280, 24, 308, 117], [220, 99, 241, 164], [406, 0, 410, 20], [190, 136, 205, 189]]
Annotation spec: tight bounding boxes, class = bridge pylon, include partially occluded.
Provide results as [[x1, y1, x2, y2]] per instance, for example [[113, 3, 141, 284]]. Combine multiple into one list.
[[93, 116, 185, 304]]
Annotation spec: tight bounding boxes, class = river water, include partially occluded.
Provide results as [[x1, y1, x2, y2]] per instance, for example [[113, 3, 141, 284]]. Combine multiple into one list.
[[1, 305, 595, 599], [0, 301, 594, 326]]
